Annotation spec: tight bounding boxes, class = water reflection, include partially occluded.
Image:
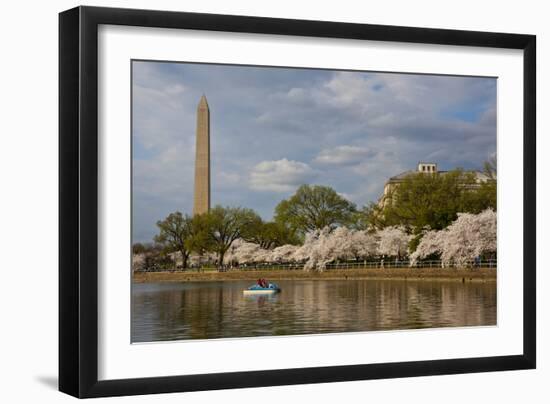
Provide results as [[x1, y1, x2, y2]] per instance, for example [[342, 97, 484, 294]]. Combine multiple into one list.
[[131, 280, 496, 342]]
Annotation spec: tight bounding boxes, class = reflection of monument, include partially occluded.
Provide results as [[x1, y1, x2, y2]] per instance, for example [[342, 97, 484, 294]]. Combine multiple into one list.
[[193, 95, 211, 215]]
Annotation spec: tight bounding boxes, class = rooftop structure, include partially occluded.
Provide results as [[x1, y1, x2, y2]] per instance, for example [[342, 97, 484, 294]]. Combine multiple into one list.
[[379, 162, 493, 208]]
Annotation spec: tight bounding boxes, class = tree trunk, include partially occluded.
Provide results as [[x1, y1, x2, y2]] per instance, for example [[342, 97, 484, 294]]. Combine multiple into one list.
[[180, 250, 188, 269], [218, 250, 225, 267]]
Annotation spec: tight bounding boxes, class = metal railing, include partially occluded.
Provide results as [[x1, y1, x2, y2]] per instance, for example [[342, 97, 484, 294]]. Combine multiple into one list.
[[324, 259, 497, 270], [135, 259, 497, 273]]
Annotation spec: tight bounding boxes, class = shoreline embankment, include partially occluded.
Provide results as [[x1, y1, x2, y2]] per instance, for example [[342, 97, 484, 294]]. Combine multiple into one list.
[[133, 267, 496, 283]]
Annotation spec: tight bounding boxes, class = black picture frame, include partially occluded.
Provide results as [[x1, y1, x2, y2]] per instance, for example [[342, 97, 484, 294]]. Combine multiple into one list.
[[59, 5, 536, 398]]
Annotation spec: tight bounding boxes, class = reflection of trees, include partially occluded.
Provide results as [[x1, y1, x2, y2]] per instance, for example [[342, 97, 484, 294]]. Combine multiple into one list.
[[365, 281, 497, 330], [131, 280, 497, 342]]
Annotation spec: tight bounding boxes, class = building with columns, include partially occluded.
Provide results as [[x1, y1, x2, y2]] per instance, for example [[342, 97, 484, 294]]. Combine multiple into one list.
[[378, 162, 493, 208]]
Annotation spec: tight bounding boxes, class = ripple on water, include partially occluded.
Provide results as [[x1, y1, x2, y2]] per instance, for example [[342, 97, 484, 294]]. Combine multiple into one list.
[[131, 279, 497, 342]]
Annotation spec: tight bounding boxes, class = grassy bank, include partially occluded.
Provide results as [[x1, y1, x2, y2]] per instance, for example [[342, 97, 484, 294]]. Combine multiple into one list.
[[133, 267, 496, 283]]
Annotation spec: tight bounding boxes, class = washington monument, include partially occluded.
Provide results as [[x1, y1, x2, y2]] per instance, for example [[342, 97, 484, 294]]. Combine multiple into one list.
[[193, 95, 210, 215]]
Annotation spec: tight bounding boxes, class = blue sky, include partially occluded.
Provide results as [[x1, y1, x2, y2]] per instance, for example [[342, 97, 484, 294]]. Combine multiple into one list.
[[132, 61, 496, 242]]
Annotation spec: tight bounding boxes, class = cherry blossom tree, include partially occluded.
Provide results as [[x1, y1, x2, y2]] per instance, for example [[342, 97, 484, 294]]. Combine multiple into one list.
[[303, 227, 337, 271], [351, 230, 379, 260], [439, 209, 496, 267], [327, 226, 355, 261], [217, 211, 495, 272], [377, 226, 411, 259], [292, 229, 321, 263], [410, 209, 496, 267], [224, 239, 264, 265], [268, 244, 300, 263], [324, 227, 379, 262], [300, 227, 380, 271], [409, 230, 443, 266]]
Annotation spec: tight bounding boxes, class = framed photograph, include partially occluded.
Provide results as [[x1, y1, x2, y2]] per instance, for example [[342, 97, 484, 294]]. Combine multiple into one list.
[[59, 6, 536, 398]]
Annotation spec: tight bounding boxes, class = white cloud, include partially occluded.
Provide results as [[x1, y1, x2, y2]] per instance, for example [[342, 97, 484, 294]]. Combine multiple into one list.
[[133, 144, 194, 197], [132, 61, 496, 241], [215, 171, 242, 190], [337, 192, 354, 201], [249, 158, 315, 192], [322, 72, 373, 107], [314, 145, 377, 165]]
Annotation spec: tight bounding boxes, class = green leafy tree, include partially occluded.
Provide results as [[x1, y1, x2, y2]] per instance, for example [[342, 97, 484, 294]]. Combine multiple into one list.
[[378, 168, 496, 233], [351, 202, 386, 231], [138, 248, 174, 272], [132, 242, 147, 255], [477, 157, 497, 211], [468, 180, 497, 212], [244, 218, 301, 248], [274, 185, 356, 235], [192, 205, 260, 265], [154, 212, 194, 269], [483, 156, 497, 180]]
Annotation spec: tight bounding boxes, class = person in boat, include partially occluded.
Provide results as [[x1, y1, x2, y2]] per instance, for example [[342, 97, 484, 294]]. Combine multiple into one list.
[[257, 278, 268, 288]]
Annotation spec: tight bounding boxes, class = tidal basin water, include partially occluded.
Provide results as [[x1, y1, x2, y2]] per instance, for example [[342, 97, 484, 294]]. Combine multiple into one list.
[[131, 280, 496, 342]]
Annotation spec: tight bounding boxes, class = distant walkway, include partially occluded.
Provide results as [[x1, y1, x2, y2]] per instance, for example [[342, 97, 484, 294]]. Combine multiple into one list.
[[133, 267, 497, 283], [134, 259, 497, 273]]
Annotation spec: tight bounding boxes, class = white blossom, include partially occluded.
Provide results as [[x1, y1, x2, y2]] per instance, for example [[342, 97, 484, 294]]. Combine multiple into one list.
[[301, 226, 380, 271], [351, 230, 379, 259], [224, 239, 268, 264], [268, 244, 300, 263], [409, 230, 443, 266], [377, 226, 411, 258], [439, 209, 496, 266], [410, 209, 496, 267], [292, 230, 320, 263], [216, 210, 496, 271], [303, 227, 336, 271]]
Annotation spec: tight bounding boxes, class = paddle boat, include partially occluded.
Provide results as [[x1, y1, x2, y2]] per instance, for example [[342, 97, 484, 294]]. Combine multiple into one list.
[[243, 280, 281, 295]]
